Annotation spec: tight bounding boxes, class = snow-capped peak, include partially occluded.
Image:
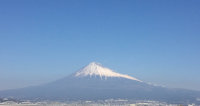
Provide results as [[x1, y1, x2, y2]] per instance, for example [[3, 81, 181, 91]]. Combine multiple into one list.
[[74, 62, 142, 82]]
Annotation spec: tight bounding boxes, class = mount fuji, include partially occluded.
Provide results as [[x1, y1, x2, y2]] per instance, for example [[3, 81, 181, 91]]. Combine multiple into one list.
[[0, 62, 200, 104]]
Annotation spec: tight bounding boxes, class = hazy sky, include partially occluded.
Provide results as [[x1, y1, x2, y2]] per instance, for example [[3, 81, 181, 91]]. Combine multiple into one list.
[[0, 0, 200, 91]]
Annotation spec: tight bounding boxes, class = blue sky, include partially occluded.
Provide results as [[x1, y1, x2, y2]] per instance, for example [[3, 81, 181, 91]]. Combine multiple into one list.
[[0, 0, 200, 91]]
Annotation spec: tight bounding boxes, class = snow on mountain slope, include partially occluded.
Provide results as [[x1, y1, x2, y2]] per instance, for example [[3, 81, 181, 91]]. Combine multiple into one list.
[[74, 62, 142, 82]]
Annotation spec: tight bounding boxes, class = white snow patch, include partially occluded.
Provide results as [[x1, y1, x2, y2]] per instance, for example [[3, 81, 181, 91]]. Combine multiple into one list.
[[74, 62, 142, 82]]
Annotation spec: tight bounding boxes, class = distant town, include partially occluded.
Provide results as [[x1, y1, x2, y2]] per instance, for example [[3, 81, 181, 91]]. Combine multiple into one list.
[[0, 98, 197, 106]]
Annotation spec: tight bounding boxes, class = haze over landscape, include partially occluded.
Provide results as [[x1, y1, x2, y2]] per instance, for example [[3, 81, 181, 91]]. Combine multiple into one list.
[[0, 0, 200, 105]]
